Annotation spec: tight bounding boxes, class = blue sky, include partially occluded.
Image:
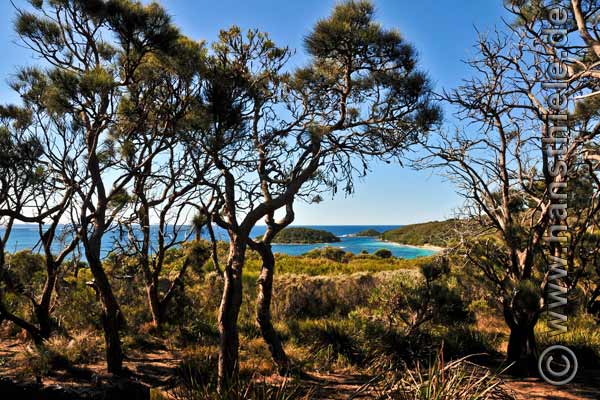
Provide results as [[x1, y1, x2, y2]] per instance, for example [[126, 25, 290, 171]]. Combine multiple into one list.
[[0, 1, 509, 225]]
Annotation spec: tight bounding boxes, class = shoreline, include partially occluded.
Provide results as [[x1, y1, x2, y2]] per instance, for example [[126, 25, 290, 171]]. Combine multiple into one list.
[[379, 239, 445, 252], [271, 242, 341, 246], [272, 238, 445, 253]]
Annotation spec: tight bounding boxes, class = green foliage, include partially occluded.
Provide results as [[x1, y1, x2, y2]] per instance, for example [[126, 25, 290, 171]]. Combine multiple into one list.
[[354, 229, 381, 237], [302, 0, 442, 155], [303, 246, 346, 262], [4, 251, 46, 292], [381, 220, 461, 247], [291, 319, 364, 366], [366, 258, 472, 334], [244, 250, 429, 276], [374, 249, 392, 259], [266, 227, 340, 244], [56, 272, 102, 331]]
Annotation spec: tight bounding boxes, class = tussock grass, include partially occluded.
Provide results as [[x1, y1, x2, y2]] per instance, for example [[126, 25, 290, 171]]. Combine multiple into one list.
[[371, 350, 515, 400]]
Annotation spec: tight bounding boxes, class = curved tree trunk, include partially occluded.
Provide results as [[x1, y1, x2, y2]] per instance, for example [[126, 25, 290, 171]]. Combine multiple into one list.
[[146, 281, 162, 328], [503, 301, 539, 375], [217, 238, 246, 390], [87, 241, 125, 375], [36, 267, 58, 339], [0, 242, 44, 345], [256, 245, 289, 373]]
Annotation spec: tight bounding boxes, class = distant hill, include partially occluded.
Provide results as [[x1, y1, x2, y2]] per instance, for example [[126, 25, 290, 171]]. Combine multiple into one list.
[[381, 220, 461, 247], [267, 227, 340, 244], [354, 229, 381, 237]]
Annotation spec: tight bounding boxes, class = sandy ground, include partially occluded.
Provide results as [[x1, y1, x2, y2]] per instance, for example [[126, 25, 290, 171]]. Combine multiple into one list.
[[1, 338, 598, 399]]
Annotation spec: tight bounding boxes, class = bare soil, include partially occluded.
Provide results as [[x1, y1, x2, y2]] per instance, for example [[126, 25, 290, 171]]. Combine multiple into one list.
[[1, 338, 598, 399]]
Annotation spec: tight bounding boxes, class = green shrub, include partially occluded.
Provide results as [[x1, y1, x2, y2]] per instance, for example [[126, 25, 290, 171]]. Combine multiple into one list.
[[374, 248, 392, 259], [304, 246, 347, 262], [367, 259, 472, 334]]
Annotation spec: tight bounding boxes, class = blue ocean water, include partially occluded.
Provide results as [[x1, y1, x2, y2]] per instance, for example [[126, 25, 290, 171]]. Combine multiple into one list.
[[1, 224, 436, 259]]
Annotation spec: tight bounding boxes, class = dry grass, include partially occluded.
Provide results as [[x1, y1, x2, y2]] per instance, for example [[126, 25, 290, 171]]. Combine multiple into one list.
[[371, 350, 516, 400]]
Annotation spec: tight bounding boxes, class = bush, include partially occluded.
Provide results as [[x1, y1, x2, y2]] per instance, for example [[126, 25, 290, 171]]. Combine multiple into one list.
[[45, 331, 104, 364], [304, 247, 347, 263], [273, 273, 377, 319], [374, 248, 392, 259], [367, 259, 472, 334], [439, 325, 502, 360], [289, 319, 364, 366]]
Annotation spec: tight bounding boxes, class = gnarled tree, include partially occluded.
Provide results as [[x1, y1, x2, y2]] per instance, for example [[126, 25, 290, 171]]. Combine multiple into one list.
[[12, 0, 184, 373], [187, 0, 440, 388]]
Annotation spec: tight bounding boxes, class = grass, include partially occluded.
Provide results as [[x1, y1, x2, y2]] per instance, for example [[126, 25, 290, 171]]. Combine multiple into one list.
[[3, 246, 600, 399], [536, 314, 600, 368], [372, 348, 516, 400]]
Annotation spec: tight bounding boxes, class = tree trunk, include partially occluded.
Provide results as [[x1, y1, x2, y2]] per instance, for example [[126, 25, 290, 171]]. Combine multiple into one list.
[[87, 246, 125, 374], [256, 245, 289, 373], [146, 280, 162, 328], [503, 302, 538, 375], [102, 302, 124, 374], [36, 267, 58, 338], [217, 238, 245, 391], [0, 243, 44, 345]]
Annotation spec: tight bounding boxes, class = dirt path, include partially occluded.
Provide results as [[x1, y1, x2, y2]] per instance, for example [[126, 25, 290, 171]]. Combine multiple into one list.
[[2, 338, 599, 399], [290, 370, 600, 400], [506, 374, 600, 400], [297, 372, 376, 399]]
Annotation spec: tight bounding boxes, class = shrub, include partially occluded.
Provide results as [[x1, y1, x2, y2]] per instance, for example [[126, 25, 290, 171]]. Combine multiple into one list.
[[439, 325, 502, 360], [367, 259, 472, 334], [289, 319, 364, 366], [15, 345, 52, 382], [273, 273, 377, 319], [45, 331, 104, 365], [374, 249, 392, 259], [304, 247, 347, 262]]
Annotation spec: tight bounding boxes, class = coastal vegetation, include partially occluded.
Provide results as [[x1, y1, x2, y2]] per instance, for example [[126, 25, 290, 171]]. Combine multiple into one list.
[[354, 229, 381, 237], [265, 227, 340, 244], [1, 0, 600, 399], [381, 220, 461, 247]]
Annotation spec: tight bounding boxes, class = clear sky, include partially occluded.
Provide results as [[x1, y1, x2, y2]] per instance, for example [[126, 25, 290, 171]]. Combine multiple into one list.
[[0, 0, 509, 225]]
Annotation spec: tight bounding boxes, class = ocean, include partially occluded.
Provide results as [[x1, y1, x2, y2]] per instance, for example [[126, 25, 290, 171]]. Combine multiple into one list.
[[1, 224, 436, 259]]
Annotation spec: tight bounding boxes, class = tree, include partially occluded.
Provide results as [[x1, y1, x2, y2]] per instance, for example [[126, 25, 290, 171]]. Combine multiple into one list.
[[115, 34, 209, 329], [0, 105, 47, 344], [12, 0, 183, 374], [505, 0, 600, 323], [420, 19, 600, 371], [187, 0, 440, 387]]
